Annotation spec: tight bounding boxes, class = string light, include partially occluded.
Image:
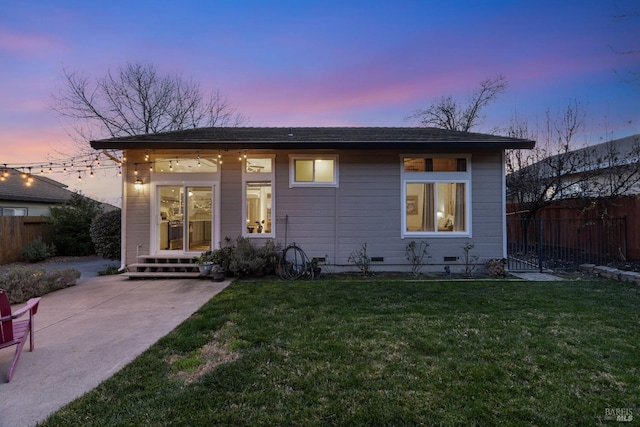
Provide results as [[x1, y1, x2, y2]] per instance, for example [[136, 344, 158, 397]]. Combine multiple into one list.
[[0, 151, 218, 188]]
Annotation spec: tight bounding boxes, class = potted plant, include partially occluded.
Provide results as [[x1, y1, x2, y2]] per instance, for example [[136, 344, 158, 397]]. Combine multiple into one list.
[[311, 258, 321, 278], [195, 251, 215, 275], [211, 264, 226, 282]]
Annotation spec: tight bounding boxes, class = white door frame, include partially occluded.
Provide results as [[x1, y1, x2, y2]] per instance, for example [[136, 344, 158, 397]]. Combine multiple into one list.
[[150, 175, 220, 255]]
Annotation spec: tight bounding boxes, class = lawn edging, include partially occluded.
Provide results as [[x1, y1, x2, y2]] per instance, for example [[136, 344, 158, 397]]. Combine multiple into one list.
[[579, 264, 640, 285]]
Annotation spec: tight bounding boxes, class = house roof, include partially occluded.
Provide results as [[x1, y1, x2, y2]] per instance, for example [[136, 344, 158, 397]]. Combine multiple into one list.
[[0, 169, 75, 204], [90, 127, 535, 150], [0, 168, 119, 211]]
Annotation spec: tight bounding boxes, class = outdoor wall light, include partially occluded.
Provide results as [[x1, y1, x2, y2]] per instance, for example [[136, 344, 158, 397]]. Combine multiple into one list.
[[134, 178, 144, 189]]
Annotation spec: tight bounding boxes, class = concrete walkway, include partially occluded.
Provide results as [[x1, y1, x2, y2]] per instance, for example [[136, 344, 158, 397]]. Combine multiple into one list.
[[0, 273, 231, 427]]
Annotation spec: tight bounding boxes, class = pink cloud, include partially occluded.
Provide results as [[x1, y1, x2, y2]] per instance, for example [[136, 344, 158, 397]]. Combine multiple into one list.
[[0, 29, 62, 56]]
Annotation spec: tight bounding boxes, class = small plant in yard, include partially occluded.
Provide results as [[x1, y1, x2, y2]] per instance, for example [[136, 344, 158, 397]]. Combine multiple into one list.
[[20, 237, 56, 262], [405, 240, 430, 277], [462, 241, 478, 278], [348, 243, 372, 276], [97, 264, 121, 276], [485, 258, 507, 278], [210, 236, 281, 277], [322, 254, 334, 275]]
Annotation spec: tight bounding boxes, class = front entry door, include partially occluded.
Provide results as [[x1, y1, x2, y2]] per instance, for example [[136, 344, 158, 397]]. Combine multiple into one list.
[[157, 185, 213, 252]]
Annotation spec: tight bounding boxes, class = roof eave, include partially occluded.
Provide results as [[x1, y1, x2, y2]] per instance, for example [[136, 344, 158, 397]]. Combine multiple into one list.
[[90, 140, 535, 150]]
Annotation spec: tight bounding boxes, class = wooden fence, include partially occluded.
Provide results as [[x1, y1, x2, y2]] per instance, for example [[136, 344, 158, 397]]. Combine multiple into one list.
[[507, 196, 640, 269], [0, 216, 52, 265]]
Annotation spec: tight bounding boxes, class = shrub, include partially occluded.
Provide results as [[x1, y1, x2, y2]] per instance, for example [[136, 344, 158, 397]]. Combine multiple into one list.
[[21, 237, 56, 262], [0, 265, 80, 304], [90, 210, 121, 260], [405, 240, 430, 277], [49, 193, 102, 256], [486, 258, 508, 278], [211, 237, 281, 277], [348, 243, 372, 276]]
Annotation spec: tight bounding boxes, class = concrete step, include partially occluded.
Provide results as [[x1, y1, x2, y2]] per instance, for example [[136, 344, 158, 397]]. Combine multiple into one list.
[[125, 271, 204, 279]]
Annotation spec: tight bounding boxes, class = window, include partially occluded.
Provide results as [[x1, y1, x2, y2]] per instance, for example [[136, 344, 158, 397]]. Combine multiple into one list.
[[289, 155, 338, 187], [402, 156, 470, 236], [153, 155, 219, 173], [243, 156, 274, 236], [1, 208, 27, 216]]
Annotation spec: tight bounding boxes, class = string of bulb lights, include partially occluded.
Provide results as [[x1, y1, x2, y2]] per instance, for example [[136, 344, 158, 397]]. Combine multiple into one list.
[[1, 149, 250, 187]]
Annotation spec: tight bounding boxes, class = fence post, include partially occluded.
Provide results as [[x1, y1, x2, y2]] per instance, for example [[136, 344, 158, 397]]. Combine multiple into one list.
[[537, 217, 543, 273]]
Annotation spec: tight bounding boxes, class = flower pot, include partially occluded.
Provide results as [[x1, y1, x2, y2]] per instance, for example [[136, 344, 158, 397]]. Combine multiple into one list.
[[198, 263, 213, 275], [212, 270, 226, 282]]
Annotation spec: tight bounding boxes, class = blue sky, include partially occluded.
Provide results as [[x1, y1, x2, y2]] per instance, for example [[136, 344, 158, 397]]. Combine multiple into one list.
[[0, 0, 638, 204]]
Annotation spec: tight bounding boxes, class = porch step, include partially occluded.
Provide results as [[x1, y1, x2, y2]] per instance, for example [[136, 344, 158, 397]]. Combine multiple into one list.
[[126, 271, 203, 279], [125, 254, 206, 279]]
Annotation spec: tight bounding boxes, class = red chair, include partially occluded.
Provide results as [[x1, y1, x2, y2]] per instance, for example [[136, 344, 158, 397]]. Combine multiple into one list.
[[0, 289, 41, 382]]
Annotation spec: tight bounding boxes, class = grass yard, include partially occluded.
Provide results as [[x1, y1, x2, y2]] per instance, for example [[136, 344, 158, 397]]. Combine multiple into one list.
[[42, 278, 639, 426]]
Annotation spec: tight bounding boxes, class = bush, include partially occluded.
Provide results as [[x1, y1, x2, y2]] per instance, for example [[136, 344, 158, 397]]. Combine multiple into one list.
[[21, 237, 56, 262], [0, 265, 80, 304], [49, 193, 102, 256], [348, 243, 372, 276], [211, 237, 281, 277], [90, 210, 121, 260], [486, 258, 508, 278]]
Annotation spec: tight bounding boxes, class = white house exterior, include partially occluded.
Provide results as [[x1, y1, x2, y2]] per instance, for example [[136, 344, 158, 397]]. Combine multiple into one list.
[[91, 127, 534, 274]]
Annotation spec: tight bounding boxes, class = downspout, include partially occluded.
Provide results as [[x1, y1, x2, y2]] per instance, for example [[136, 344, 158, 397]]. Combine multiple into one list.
[[501, 150, 507, 259], [119, 153, 127, 272]]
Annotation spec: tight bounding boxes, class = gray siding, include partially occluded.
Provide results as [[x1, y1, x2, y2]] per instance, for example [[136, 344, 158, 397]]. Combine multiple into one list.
[[123, 148, 506, 273], [123, 150, 151, 266]]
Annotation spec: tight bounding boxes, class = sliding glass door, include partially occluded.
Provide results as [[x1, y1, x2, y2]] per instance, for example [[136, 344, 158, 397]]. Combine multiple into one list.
[[156, 185, 213, 252]]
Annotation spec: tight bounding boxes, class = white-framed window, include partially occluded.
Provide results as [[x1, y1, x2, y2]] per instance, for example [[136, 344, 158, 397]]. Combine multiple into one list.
[[289, 155, 338, 187], [1, 207, 27, 216], [402, 155, 471, 237], [243, 156, 275, 237]]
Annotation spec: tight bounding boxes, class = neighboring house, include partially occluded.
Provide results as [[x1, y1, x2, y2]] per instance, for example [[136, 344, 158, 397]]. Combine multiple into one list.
[[561, 133, 640, 198], [90, 127, 534, 273], [0, 168, 118, 216], [509, 134, 640, 203]]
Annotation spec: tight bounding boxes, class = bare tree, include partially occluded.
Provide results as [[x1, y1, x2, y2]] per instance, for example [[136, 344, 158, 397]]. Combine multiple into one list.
[[50, 62, 246, 148], [611, 7, 639, 88], [506, 100, 590, 220], [591, 135, 640, 197], [506, 100, 640, 220], [406, 74, 508, 132]]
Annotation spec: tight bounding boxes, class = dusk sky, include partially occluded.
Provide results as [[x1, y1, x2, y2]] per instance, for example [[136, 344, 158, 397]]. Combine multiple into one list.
[[1, 0, 639, 206]]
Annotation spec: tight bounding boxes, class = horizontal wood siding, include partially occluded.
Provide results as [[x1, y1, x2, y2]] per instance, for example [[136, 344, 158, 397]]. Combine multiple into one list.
[[274, 153, 336, 258], [122, 148, 507, 272], [470, 151, 505, 256], [124, 150, 151, 266], [220, 153, 242, 243]]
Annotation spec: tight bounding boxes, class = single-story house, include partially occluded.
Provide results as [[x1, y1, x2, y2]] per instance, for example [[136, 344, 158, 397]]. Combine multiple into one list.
[[0, 168, 117, 216], [90, 127, 534, 274]]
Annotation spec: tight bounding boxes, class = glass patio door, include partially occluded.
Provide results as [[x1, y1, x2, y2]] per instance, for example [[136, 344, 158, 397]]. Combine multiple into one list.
[[157, 185, 213, 252]]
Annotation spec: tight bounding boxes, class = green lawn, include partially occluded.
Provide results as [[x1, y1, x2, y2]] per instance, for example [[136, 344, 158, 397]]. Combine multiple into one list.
[[42, 278, 639, 426]]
